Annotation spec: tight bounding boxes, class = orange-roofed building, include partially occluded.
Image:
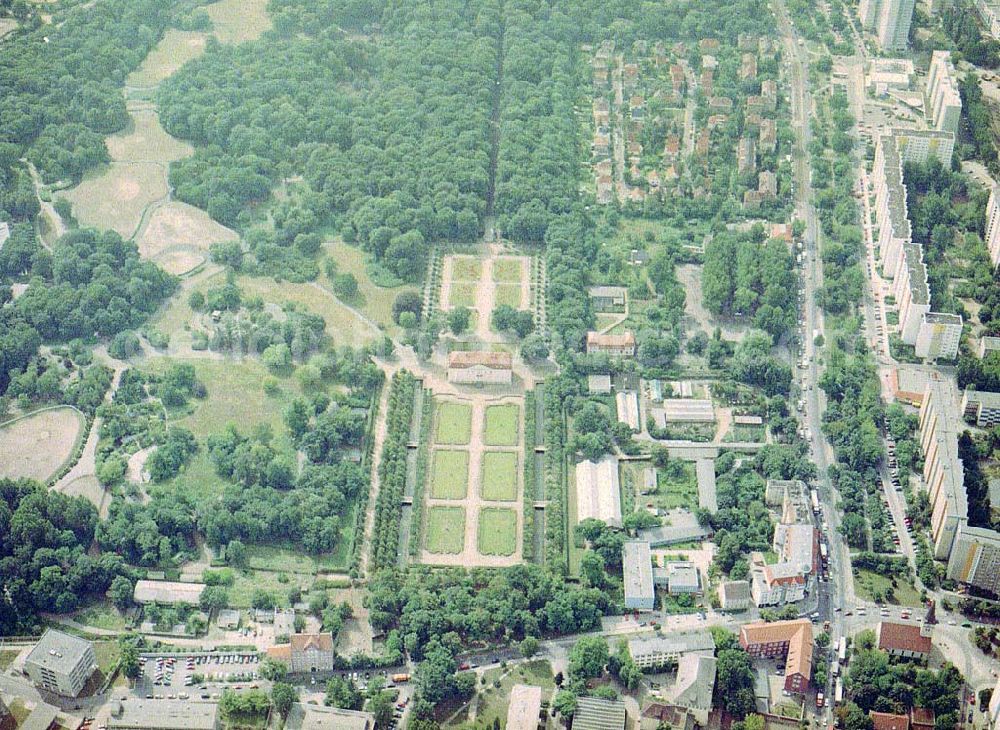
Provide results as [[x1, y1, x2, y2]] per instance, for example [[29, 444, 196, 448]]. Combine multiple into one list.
[[739, 619, 813, 693]]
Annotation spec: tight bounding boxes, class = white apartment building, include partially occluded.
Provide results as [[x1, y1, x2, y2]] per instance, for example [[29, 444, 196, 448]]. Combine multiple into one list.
[[876, 0, 916, 50], [919, 378, 968, 559], [926, 51, 962, 136], [947, 524, 1000, 594], [974, 0, 1000, 39], [915, 312, 962, 359], [985, 186, 1000, 268], [24, 629, 97, 697]]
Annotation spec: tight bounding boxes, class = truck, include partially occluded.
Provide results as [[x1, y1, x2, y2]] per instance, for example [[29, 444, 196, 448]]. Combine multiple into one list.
[[816, 692, 825, 708], [811, 489, 820, 514], [391, 673, 410, 683], [838, 637, 847, 663], [831, 662, 840, 678], [835, 678, 844, 704], [820, 542, 828, 564]]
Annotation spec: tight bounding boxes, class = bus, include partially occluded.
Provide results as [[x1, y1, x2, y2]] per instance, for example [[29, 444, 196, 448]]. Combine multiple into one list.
[[835, 678, 844, 704], [838, 637, 848, 663], [820, 542, 829, 564], [831, 662, 840, 678]]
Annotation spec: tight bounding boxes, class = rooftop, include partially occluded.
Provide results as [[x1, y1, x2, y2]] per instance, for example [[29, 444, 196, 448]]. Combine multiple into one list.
[[665, 654, 717, 710], [285, 703, 374, 730], [290, 633, 334, 652], [628, 630, 716, 658], [575, 456, 623, 527], [108, 700, 219, 730], [447, 350, 512, 370], [638, 510, 711, 546], [720, 580, 751, 601], [572, 696, 627, 730], [870, 712, 910, 730], [26, 629, 93, 675], [739, 619, 813, 682], [623, 541, 654, 602], [923, 311, 962, 325], [877, 621, 933, 654]]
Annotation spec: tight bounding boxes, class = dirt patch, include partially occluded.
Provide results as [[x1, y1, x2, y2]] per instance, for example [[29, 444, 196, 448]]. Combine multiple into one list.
[[106, 110, 193, 164], [0, 407, 85, 482], [676, 263, 749, 340], [137, 201, 238, 260], [127, 446, 153, 484], [127, 30, 208, 87], [61, 475, 110, 517], [61, 163, 168, 239], [205, 0, 271, 43]]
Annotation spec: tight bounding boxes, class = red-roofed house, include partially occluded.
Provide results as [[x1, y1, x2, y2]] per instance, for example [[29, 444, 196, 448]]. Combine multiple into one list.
[[870, 712, 909, 730], [876, 621, 933, 658], [910, 708, 935, 730], [739, 619, 813, 693]]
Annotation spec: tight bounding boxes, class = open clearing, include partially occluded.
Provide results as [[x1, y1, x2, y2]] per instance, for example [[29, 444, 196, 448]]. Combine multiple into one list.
[[127, 30, 207, 87], [676, 263, 748, 340], [431, 450, 469, 499], [106, 110, 193, 164], [61, 163, 167, 238], [0, 407, 85, 482], [205, 0, 272, 43], [477, 508, 517, 555], [426, 506, 466, 554], [138, 201, 238, 261], [853, 568, 923, 607], [480, 452, 517, 501], [237, 276, 379, 347], [435, 401, 472, 445], [324, 241, 413, 334], [153, 247, 206, 277], [484, 404, 518, 446]]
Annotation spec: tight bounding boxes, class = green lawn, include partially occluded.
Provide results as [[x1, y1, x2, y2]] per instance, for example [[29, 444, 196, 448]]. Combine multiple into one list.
[[492, 257, 524, 283], [324, 240, 413, 335], [245, 543, 344, 574], [477, 508, 517, 556], [483, 404, 519, 446], [426, 506, 466, 554], [75, 602, 129, 631], [229, 568, 312, 609], [480, 451, 518, 501], [94, 641, 121, 674], [435, 401, 472, 445], [494, 283, 523, 309], [649, 462, 698, 510], [451, 256, 482, 281], [853, 568, 924, 606], [460, 661, 554, 728], [431, 450, 469, 499], [448, 282, 477, 308], [0, 650, 19, 671]]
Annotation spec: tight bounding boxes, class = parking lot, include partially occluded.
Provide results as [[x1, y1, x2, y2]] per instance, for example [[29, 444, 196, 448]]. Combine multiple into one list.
[[135, 653, 262, 700]]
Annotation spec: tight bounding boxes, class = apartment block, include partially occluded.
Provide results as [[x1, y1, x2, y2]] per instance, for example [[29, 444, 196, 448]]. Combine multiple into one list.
[[926, 51, 962, 135], [962, 388, 1000, 427], [985, 186, 1000, 268], [24, 629, 97, 697], [876, 0, 916, 50], [946, 524, 1000, 594], [918, 378, 967, 559], [915, 312, 962, 359]]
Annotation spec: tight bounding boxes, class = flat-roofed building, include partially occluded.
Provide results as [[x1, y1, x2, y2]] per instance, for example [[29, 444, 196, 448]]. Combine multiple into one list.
[[876, 0, 916, 51], [946, 524, 1000, 595], [447, 351, 512, 385], [989, 676, 1000, 729], [915, 312, 962, 359], [637, 510, 712, 546], [623, 541, 655, 610], [666, 562, 701, 594], [926, 51, 962, 135], [919, 377, 967, 558], [628, 631, 715, 670], [986, 186, 1000, 268], [507, 685, 543, 730], [718, 580, 752, 611], [867, 58, 915, 91], [575, 456, 622, 527], [616, 390, 640, 431], [765, 479, 812, 525], [573, 696, 627, 730], [961, 388, 1000, 428], [652, 399, 714, 425], [24, 629, 97, 698], [132, 580, 206, 605], [586, 331, 636, 357], [107, 700, 220, 730], [284, 703, 374, 730], [696, 458, 718, 512], [739, 619, 813, 693], [979, 335, 1000, 359]]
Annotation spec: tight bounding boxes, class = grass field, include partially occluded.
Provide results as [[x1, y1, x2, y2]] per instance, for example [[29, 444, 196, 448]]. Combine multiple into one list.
[[0, 650, 20, 671], [0, 406, 85, 482], [492, 257, 524, 282], [853, 568, 923, 607], [426, 506, 466, 554], [75, 602, 129, 631], [445, 661, 554, 728], [107, 110, 193, 164], [323, 241, 412, 335], [477, 507, 517, 555], [431, 450, 469, 499], [494, 284, 523, 309], [480, 452, 517, 501], [62, 162, 167, 238], [127, 30, 207, 87], [653, 462, 699, 510], [138, 201, 237, 262], [483, 404, 518, 446], [205, 0, 272, 43], [451, 256, 482, 280], [245, 543, 344, 574], [435, 401, 472, 445], [237, 275, 379, 347], [448, 282, 477, 309]]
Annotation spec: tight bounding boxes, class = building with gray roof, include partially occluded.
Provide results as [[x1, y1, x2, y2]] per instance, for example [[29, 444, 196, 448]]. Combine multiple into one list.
[[627, 630, 715, 669], [24, 629, 96, 698], [637, 509, 712, 546], [572, 696, 627, 730], [285, 703, 374, 730], [623, 541, 655, 610], [107, 699, 220, 730], [663, 654, 717, 724]]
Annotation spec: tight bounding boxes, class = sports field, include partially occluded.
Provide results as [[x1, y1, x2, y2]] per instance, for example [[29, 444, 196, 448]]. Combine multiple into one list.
[[480, 452, 517, 501], [477, 508, 517, 556], [483, 404, 518, 446], [435, 401, 472, 445], [431, 450, 469, 499], [0, 407, 85, 482], [426, 507, 466, 554]]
